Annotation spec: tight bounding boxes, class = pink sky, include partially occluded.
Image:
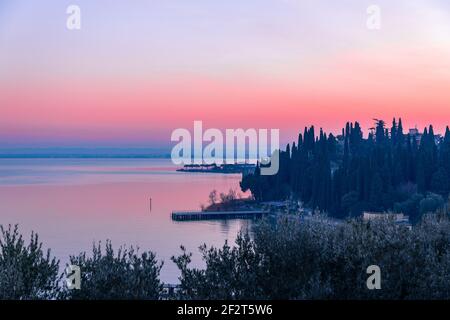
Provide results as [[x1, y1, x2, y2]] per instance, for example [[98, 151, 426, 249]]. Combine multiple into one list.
[[0, 1, 449, 147]]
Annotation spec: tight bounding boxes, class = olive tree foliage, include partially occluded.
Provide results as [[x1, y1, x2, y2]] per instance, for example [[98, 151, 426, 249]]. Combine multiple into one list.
[[0, 224, 60, 300], [171, 235, 262, 300], [2, 211, 450, 300], [62, 241, 163, 300], [172, 214, 450, 300]]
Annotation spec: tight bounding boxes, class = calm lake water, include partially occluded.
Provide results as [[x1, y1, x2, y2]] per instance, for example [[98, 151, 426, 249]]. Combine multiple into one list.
[[0, 158, 251, 283]]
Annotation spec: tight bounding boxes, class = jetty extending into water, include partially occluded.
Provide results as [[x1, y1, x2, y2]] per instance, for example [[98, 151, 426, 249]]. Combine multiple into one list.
[[172, 210, 268, 221]]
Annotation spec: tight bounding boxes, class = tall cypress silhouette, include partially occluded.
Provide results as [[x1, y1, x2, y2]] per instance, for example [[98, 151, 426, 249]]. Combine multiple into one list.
[[240, 119, 449, 219]]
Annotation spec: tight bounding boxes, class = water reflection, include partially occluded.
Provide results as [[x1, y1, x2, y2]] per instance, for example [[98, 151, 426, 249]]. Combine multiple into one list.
[[0, 158, 251, 283]]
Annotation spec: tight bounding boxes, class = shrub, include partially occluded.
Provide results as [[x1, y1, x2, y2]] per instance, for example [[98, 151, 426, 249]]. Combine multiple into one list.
[[419, 193, 445, 216], [0, 225, 60, 299], [173, 215, 450, 300], [171, 234, 262, 300], [62, 241, 163, 300]]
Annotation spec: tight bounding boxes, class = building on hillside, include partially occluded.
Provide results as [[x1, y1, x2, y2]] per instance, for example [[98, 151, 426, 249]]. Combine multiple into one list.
[[408, 128, 442, 145], [408, 128, 422, 144], [362, 212, 412, 229]]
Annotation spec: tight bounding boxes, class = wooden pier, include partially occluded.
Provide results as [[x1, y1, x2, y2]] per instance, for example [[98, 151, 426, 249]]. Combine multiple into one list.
[[172, 210, 268, 221]]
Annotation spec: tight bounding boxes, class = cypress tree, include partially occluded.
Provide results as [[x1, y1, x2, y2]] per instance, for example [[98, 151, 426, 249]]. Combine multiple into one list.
[[240, 119, 450, 219]]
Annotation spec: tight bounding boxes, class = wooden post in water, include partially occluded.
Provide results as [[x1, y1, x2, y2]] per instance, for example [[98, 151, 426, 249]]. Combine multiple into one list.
[[149, 197, 152, 212]]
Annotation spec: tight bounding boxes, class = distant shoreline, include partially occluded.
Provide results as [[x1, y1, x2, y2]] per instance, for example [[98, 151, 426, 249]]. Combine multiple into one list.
[[0, 147, 172, 159], [0, 155, 171, 159]]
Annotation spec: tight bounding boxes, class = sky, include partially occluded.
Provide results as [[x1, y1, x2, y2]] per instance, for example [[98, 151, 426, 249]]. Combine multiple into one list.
[[0, 0, 449, 148]]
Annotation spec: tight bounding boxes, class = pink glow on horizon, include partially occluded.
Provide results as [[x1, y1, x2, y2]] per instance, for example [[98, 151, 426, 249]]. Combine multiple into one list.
[[1, 46, 449, 146]]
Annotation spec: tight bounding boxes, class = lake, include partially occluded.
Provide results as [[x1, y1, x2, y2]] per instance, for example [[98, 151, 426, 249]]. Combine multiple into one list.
[[0, 158, 251, 283]]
